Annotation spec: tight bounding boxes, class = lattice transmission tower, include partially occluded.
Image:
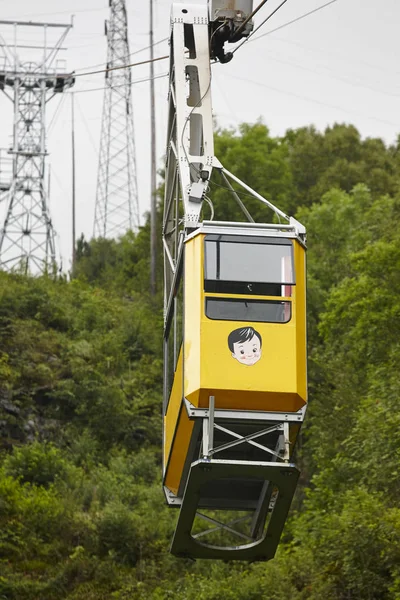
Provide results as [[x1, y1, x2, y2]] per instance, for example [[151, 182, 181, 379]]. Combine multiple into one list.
[[94, 0, 139, 238], [0, 19, 74, 274]]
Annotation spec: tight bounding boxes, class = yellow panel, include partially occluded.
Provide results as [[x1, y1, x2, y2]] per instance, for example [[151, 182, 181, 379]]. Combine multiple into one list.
[[183, 233, 307, 413], [164, 348, 183, 469], [164, 405, 194, 496], [293, 241, 307, 402], [201, 319, 296, 390]]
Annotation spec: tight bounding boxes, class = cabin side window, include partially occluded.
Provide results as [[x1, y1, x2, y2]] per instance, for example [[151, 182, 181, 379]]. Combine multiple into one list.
[[205, 298, 291, 323]]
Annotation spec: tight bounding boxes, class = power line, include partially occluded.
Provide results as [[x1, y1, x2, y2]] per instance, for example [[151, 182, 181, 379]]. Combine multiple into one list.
[[48, 94, 67, 136], [235, 0, 272, 37], [233, 0, 289, 54], [270, 35, 400, 78], [230, 0, 338, 56], [73, 72, 168, 94], [265, 52, 400, 99], [73, 2, 338, 81], [75, 95, 98, 155], [3, 6, 108, 20], [74, 53, 168, 78], [249, 0, 339, 44], [47, 74, 169, 125], [219, 72, 400, 128], [74, 36, 169, 73]]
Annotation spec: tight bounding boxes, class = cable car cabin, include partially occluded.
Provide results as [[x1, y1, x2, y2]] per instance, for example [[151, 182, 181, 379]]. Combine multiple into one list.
[[189, 231, 306, 413], [162, 221, 307, 560]]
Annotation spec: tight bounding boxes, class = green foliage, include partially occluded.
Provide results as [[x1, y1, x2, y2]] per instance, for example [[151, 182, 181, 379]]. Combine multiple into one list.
[[283, 123, 398, 210], [3, 442, 70, 487], [211, 122, 294, 221], [75, 219, 164, 302], [0, 271, 163, 452]]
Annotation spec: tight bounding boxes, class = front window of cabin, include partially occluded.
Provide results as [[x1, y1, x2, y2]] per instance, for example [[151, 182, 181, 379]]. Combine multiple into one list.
[[204, 234, 294, 323]]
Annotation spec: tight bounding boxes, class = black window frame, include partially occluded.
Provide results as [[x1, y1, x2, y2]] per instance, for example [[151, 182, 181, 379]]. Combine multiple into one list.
[[205, 297, 292, 324], [204, 234, 295, 296]]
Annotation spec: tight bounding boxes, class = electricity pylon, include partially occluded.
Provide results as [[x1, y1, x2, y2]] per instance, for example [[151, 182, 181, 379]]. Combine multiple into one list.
[[0, 19, 74, 275], [94, 0, 139, 239]]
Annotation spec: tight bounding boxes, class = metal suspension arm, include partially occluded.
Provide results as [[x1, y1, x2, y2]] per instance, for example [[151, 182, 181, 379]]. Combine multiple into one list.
[[164, 4, 214, 231]]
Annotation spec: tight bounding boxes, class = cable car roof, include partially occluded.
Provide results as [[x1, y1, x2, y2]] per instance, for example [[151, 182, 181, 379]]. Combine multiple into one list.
[[185, 219, 307, 248]]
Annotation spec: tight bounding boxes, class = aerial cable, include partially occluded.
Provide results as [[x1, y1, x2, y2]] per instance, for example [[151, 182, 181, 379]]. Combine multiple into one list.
[[221, 72, 400, 128], [74, 95, 99, 154], [261, 52, 400, 99], [74, 36, 169, 74], [72, 2, 338, 80], [233, 0, 288, 55], [6, 6, 108, 20], [48, 93, 67, 136], [72, 72, 168, 94], [73, 54, 169, 78], [272, 35, 394, 77], [234, 0, 272, 38], [179, 20, 282, 212], [248, 0, 338, 45]]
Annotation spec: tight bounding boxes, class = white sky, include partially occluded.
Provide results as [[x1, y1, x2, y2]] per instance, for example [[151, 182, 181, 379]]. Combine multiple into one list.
[[0, 0, 399, 270]]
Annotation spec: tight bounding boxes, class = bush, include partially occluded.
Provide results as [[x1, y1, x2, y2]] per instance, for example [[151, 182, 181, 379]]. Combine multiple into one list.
[[4, 442, 70, 487]]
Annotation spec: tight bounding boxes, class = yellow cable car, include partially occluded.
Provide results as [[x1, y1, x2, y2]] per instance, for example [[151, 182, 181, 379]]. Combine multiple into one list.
[[163, 221, 307, 560], [164, 223, 307, 492], [162, 3, 307, 561]]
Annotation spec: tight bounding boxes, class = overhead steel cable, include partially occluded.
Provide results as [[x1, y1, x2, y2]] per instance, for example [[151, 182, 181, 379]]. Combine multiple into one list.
[[48, 94, 67, 136], [262, 52, 400, 99], [246, 0, 338, 46], [73, 36, 169, 74], [72, 72, 168, 94], [220, 72, 400, 128], [73, 2, 339, 81], [234, 0, 272, 37], [73, 53, 169, 78], [4, 6, 110, 20], [233, 0, 288, 54]]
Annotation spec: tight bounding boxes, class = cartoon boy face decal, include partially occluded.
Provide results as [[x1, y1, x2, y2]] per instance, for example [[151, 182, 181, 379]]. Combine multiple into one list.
[[228, 327, 262, 366]]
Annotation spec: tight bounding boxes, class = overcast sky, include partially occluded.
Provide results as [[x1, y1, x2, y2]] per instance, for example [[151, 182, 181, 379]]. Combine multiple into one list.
[[0, 0, 399, 270]]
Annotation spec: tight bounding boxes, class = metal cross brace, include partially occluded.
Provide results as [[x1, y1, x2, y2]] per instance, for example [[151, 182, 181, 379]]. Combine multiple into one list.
[[209, 422, 285, 460], [193, 512, 253, 542]]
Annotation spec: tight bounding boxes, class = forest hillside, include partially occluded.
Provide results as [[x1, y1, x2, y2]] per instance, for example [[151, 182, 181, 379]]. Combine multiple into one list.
[[1, 123, 400, 599]]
